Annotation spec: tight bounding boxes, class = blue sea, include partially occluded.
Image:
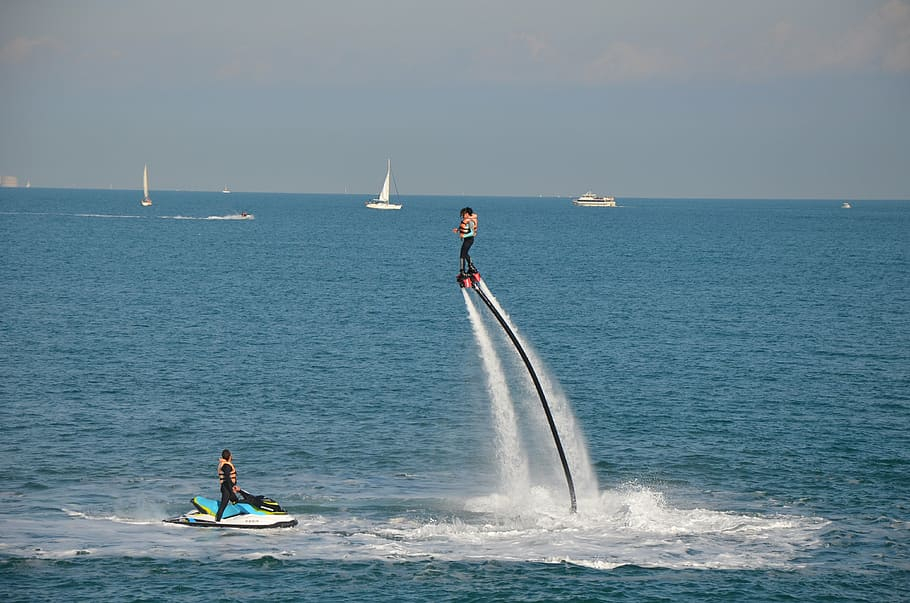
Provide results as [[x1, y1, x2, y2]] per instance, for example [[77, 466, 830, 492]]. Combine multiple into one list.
[[1, 189, 908, 602]]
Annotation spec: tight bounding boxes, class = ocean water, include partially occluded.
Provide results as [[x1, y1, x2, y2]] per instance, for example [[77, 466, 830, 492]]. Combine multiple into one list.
[[1, 189, 908, 602]]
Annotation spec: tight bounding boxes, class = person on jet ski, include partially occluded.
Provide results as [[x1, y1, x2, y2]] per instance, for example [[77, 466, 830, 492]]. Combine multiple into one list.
[[215, 449, 240, 522], [453, 206, 478, 274]]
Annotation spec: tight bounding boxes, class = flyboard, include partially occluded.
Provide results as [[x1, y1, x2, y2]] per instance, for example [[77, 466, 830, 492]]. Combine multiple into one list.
[[458, 268, 578, 513]]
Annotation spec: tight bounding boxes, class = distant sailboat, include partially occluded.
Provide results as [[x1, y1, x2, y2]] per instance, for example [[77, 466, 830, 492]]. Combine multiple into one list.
[[222, 186, 231, 194], [365, 159, 402, 210], [141, 164, 152, 206]]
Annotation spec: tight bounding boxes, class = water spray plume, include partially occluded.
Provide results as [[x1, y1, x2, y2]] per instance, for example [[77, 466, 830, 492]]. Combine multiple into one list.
[[461, 274, 577, 513]]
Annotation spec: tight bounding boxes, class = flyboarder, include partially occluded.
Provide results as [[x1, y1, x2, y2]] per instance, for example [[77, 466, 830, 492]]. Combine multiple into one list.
[[453, 207, 478, 275]]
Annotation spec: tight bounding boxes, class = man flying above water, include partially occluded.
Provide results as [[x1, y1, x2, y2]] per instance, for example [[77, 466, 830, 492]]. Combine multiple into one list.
[[453, 206, 478, 276]]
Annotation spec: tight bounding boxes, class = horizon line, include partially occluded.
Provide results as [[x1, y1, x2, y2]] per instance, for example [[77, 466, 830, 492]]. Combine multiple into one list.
[[1, 185, 908, 202]]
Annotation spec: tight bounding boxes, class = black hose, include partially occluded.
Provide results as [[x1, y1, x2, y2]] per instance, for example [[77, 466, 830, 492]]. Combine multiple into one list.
[[471, 283, 577, 513]]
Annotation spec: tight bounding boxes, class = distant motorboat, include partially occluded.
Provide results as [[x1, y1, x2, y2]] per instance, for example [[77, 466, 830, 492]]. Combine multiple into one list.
[[141, 164, 152, 206], [222, 186, 231, 194], [842, 201, 852, 209], [573, 191, 616, 207], [365, 159, 403, 210]]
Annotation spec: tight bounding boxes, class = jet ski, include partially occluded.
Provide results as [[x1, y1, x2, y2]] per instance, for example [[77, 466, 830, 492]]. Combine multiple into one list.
[[164, 489, 298, 529]]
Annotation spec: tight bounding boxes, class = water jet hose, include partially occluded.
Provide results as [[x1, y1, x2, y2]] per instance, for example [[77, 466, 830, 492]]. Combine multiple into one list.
[[470, 282, 577, 513]]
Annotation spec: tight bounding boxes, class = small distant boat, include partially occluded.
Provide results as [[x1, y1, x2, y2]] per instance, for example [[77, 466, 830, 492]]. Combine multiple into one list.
[[842, 201, 852, 209], [222, 186, 231, 194], [239, 211, 253, 219], [573, 191, 616, 207], [365, 159, 403, 210], [141, 164, 152, 206]]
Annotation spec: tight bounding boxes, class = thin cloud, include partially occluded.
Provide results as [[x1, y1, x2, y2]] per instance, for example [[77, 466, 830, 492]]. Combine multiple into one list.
[[215, 55, 276, 83], [511, 32, 552, 62], [583, 41, 682, 82], [857, 0, 910, 72], [0, 36, 58, 64], [501, 1, 910, 84], [738, 0, 910, 77]]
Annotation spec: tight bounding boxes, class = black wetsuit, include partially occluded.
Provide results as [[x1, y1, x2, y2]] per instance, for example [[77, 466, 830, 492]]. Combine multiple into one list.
[[215, 461, 238, 521], [460, 236, 475, 271]]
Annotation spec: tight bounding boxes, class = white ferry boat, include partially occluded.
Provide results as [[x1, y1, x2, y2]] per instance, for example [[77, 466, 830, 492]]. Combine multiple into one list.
[[573, 191, 616, 207]]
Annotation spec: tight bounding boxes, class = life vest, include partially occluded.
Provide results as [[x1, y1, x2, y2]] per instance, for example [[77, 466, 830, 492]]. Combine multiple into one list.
[[218, 459, 236, 485], [459, 214, 477, 238]]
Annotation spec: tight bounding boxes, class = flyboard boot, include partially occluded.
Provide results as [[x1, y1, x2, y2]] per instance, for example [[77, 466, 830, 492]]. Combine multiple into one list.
[[457, 262, 481, 288]]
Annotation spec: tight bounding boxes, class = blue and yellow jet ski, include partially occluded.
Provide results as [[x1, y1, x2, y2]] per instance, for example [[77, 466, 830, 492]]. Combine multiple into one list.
[[164, 489, 298, 529]]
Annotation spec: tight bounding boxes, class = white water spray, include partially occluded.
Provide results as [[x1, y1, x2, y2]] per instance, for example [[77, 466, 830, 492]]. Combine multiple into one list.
[[463, 279, 599, 512], [475, 280, 599, 502], [462, 290, 530, 498]]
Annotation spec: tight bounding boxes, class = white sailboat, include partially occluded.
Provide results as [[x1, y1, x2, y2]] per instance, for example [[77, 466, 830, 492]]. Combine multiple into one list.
[[141, 164, 152, 206], [365, 159, 402, 210]]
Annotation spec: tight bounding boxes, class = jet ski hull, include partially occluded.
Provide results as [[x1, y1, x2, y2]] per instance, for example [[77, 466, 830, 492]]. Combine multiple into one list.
[[164, 511, 298, 529], [164, 491, 298, 529]]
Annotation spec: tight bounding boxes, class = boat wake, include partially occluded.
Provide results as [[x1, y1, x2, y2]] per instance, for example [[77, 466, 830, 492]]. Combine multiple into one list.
[[63, 507, 162, 526], [6, 485, 825, 570], [1, 211, 253, 221], [205, 213, 254, 220], [160, 214, 253, 220], [74, 213, 144, 219]]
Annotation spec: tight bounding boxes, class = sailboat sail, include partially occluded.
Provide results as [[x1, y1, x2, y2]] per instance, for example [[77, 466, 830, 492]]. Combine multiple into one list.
[[141, 164, 152, 206], [378, 160, 391, 203]]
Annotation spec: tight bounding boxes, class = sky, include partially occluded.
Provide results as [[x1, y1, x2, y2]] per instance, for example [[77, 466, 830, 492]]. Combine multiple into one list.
[[1, 0, 908, 198]]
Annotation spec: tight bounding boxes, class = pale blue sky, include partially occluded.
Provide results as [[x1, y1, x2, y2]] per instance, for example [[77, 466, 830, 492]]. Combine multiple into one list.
[[1, 0, 908, 198]]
